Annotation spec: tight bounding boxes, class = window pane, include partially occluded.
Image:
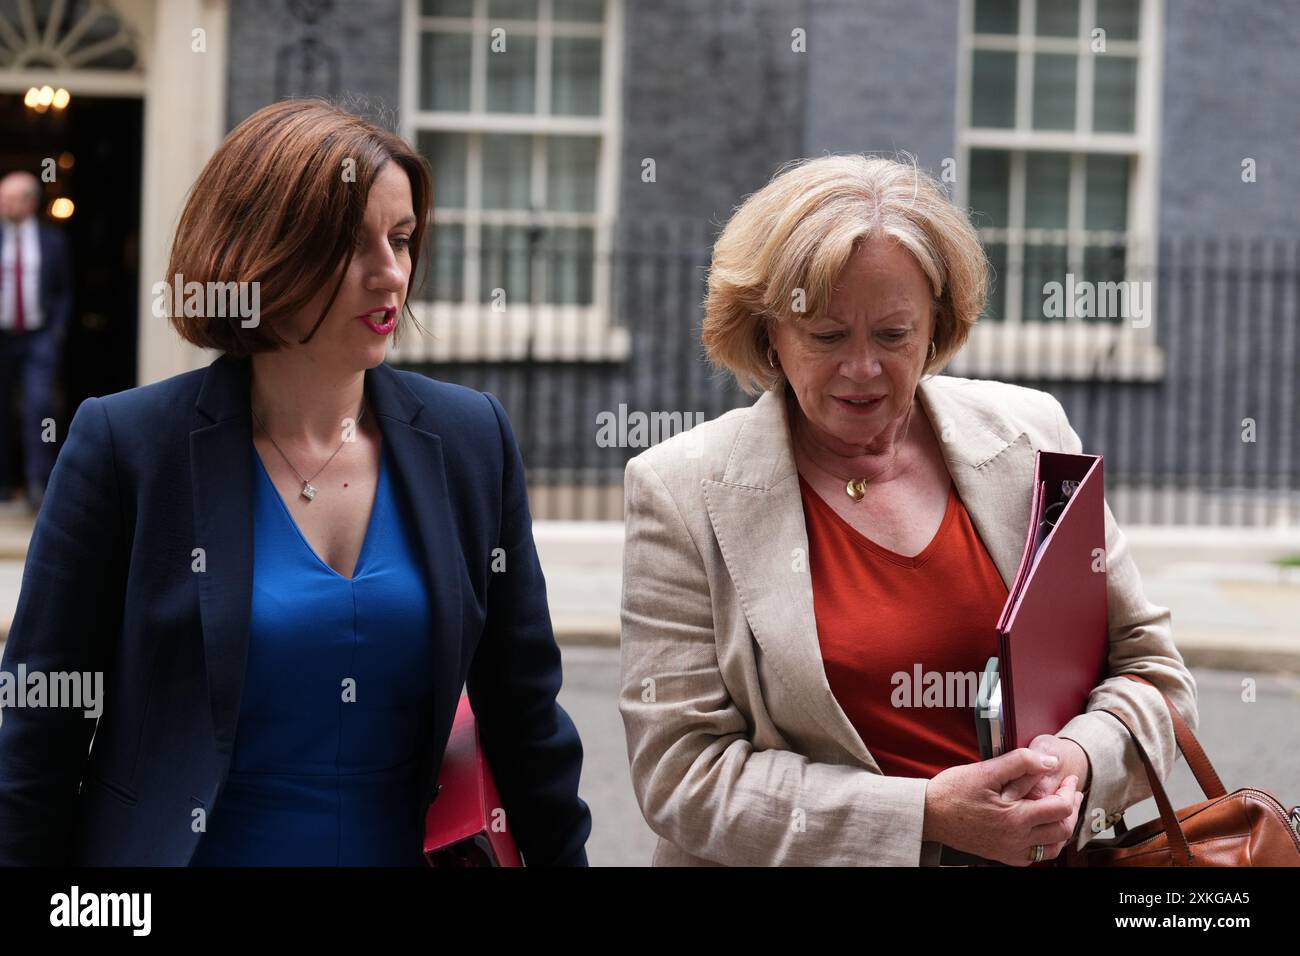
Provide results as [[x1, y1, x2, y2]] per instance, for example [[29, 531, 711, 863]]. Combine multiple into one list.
[[552, 36, 602, 116], [974, 0, 1018, 34], [983, 241, 1009, 322], [970, 149, 1011, 229], [482, 133, 532, 209], [419, 32, 471, 111], [1035, 0, 1079, 37], [1093, 56, 1137, 132], [1032, 53, 1076, 129], [489, 0, 538, 17], [422, 0, 473, 15], [972, 51, 1017, 128], [555, 0, 604, 22], [547, 137, 599, 212], [1081, 244, 1128, 323], [426, 223, 465, 302], [1085, 154, 1129, 231], [1096, 0, 1139, 41], [479, 225, 533, 304], [417, 131, 468, 209], [1025, 151, 1070, 229], [487, 33, 537, 113], [1022, 244, 1068, 322], [544, 227, 595, 305]]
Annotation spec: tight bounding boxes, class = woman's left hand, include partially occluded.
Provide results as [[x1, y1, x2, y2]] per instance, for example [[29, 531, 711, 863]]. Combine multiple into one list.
[[999, 735, 1091, 802], [997, 736, 1090, 860]]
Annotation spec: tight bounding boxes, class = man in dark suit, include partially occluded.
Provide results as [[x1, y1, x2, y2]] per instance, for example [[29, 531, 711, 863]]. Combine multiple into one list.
[[0, 170, 73, 514]]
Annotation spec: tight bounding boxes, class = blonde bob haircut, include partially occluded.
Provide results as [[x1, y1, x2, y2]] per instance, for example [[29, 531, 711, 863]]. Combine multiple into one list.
[[702, 153, 989, 395]]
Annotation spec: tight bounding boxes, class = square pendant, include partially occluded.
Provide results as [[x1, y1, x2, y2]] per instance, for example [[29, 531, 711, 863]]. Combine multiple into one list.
[[300, 482, 317, 501]]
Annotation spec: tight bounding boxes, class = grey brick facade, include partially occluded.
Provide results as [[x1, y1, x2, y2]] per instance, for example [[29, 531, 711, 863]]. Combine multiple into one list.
[[217, 0, 1300, 518]]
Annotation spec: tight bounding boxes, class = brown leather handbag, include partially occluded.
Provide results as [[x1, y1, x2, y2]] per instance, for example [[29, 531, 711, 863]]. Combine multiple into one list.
[[1065, 674, 1300, 867]]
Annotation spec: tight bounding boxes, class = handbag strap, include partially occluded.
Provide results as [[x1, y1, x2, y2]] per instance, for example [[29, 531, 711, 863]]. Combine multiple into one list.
[[1117, 674, 1226, 799], [1097, 705, 1194, 865]]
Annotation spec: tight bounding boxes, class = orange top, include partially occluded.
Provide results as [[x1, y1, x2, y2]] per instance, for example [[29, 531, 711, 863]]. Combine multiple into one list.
[[798, 474, 1009, 780]]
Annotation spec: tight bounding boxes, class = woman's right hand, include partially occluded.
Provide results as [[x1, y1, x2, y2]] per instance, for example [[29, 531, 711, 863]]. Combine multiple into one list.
[[922, 749, 1083, 865]]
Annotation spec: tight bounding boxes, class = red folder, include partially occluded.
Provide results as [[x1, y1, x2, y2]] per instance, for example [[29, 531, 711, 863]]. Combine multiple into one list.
[[423, 694, 523, 866], [994, 451, 1109, 752]]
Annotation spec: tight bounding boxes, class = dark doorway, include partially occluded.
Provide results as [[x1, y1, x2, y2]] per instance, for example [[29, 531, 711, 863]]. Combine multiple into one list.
[[0, 91, 142, 489]]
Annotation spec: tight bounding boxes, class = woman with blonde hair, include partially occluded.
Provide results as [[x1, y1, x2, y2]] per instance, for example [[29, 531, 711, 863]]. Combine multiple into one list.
[[0, 99, 591, 866], [619, 153, 1195, 866]]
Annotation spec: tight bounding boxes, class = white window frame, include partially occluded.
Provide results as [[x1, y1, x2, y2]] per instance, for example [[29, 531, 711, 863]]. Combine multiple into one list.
[[951, 0, 1165, 381], [396, 0, 627, 361]]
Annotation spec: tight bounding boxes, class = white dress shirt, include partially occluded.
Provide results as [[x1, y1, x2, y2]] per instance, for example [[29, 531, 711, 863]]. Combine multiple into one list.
[[0, 218, 44, 331]]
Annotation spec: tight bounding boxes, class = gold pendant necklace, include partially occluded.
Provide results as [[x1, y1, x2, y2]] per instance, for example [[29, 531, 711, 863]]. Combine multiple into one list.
[[788, 389, 917, 503], [831, 402, 916, 502]]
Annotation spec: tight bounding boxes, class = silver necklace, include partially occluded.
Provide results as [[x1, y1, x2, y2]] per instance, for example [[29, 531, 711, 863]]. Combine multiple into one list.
[[250, 398, 366, 502]]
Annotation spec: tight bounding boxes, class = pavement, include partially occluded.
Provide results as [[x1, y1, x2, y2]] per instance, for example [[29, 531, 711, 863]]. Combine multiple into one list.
[[3, 500, 1300, 673], [532, 519, 1300, 675]]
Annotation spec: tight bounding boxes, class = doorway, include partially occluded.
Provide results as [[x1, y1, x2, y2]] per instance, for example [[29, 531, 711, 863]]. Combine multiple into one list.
[[0, 91, 142, 489]]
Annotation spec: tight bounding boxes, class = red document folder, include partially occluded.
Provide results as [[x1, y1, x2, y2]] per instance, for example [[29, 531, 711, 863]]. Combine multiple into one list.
[[994, 451, 1109, 752], [423, 694, 523, 866]]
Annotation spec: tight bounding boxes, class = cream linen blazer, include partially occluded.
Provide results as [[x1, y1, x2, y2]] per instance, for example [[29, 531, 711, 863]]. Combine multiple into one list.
[[618, 373, 1197, 866]]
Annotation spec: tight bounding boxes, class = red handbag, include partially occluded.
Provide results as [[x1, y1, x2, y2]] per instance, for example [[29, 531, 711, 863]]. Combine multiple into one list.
[[423, 694, 522, 867]]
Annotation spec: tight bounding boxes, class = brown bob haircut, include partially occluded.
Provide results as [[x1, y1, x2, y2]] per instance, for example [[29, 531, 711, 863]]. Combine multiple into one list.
[[166, 98, 432, 354]]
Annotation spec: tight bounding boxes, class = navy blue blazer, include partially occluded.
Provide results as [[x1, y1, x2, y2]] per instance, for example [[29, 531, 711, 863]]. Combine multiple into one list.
[[38, 224, 73, 339], [0, 352, 591, 865]]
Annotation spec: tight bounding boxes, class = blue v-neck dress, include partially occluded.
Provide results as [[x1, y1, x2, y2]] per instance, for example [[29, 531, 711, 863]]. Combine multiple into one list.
[[190, 441, 437, 866]]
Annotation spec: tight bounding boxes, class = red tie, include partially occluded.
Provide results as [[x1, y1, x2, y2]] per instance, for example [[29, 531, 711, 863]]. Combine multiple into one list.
[[13, 229, 25, 332]]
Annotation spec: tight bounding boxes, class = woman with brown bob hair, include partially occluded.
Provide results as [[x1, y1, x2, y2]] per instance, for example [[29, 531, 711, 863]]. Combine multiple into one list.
[[0, 99, 591, 866]]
